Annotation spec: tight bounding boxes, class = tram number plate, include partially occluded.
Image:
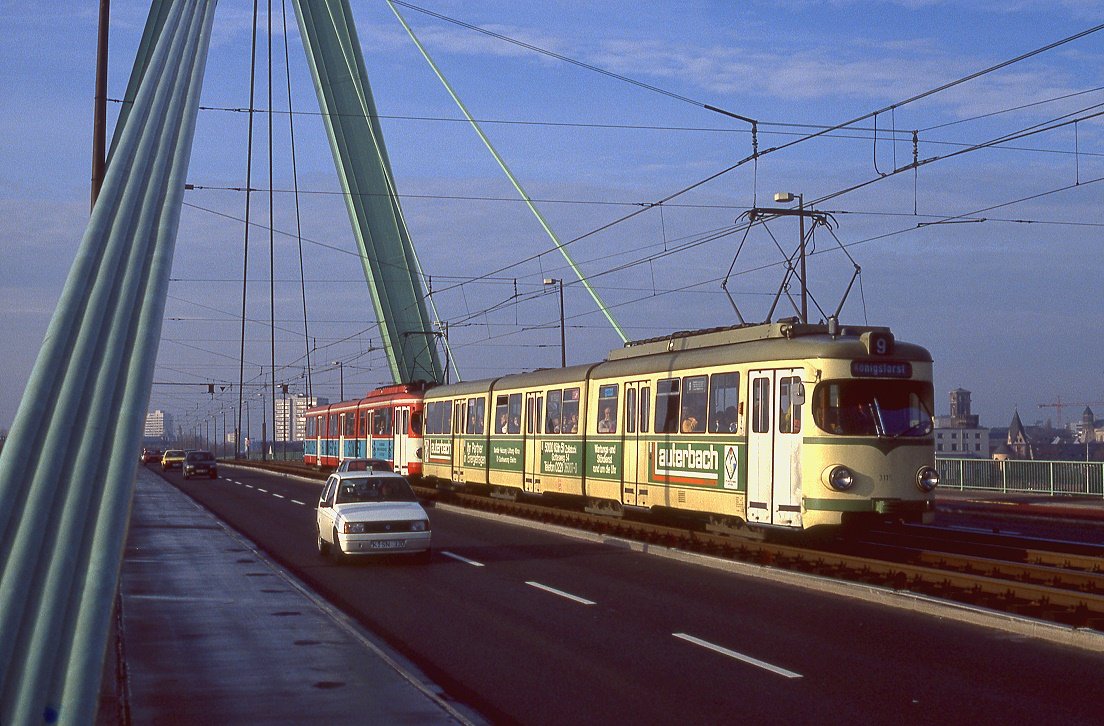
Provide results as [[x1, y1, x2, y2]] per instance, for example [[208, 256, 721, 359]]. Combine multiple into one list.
[[370, 539, 406, 550]]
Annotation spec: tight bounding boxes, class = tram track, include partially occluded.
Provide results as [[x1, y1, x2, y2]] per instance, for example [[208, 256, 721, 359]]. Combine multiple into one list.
[[234, 460, 1104, 630]]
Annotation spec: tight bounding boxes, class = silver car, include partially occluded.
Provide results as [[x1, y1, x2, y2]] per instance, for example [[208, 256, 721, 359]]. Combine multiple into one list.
[[316, 472, 431, 563]]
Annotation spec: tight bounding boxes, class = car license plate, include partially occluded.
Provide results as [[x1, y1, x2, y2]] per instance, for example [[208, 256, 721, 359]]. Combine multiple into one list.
[[369, 539, 405, 550]]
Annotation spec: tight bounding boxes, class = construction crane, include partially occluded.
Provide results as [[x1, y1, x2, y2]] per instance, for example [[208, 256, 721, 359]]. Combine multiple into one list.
[[1039, 397, 1104, 428]]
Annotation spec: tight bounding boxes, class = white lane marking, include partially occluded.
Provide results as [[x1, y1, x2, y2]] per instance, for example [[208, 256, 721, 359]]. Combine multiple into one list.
[[673, 633, 802, 679], [257, 488, 268, 493], [233, 481, 244, 486], [272, 493, 285, 499], [526, 581, 596, 606], [245, 484, 255, 489], [442, 551, 485, 567], [291, 499, 307, 506]]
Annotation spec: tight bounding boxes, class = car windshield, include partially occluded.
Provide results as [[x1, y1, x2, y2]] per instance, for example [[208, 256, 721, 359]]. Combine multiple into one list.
[[334, 477, 417, 504], [812, 380, 934, 438], [166, 450, 184, 457], [187, 452, 215, 462]]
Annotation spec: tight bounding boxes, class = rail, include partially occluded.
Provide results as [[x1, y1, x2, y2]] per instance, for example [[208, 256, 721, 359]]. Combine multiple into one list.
[[937, 457, 1104, 498]]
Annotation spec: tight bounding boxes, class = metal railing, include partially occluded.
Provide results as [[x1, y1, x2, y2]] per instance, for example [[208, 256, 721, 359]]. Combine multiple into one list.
[[937, 456, 1104, 498]]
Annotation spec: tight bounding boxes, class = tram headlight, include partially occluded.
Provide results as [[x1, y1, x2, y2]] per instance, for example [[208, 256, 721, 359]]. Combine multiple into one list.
[[916, 466, 939, 492], [823, 465, 855, 492]]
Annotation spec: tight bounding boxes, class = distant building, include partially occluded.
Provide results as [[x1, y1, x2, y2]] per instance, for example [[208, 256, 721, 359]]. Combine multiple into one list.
[[144, 410, 174, 441], [1005, 410, 1035, 460], [934, 388, 988, 458], [274, 394, 327, 442]]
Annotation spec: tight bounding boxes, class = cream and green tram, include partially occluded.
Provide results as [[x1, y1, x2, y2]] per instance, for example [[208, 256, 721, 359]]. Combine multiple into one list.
[[422, 321, 938, 530]]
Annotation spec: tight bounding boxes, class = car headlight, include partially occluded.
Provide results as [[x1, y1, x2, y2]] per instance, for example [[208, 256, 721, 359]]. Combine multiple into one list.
[[916, 466, 939, 492], [823, 465, 855, 492], [410, 520, 429, 532], [343, 522, 368, 534]]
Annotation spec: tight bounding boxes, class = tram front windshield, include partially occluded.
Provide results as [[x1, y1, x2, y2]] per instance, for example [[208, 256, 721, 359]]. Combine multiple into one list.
[[813, 380, 933, 437]]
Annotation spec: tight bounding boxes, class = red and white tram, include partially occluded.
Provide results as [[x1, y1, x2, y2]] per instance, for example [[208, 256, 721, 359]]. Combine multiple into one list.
[[304, 382, 431, 476]]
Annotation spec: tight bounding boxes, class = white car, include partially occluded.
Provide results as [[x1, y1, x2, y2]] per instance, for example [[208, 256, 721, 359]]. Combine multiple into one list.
[[316, 472, 431, 563]]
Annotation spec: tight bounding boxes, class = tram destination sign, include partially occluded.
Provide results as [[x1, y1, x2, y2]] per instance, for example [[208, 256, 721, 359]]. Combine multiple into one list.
[[850, 359, 912, 378]]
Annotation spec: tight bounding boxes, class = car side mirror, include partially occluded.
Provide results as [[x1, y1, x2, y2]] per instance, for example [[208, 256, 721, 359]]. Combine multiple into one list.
[[318, 501, 331, 509]]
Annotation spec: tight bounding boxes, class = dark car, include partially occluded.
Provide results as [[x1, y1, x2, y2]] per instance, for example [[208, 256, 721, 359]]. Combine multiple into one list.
[[183, 450, 218, 480], [140, 448, 163, 464], [336, 457, 393, 473]]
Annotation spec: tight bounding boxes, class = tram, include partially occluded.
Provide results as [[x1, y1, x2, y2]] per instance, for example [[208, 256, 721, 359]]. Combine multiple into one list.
[[420, 319, 939, 531], [304, 382, 429, 476]]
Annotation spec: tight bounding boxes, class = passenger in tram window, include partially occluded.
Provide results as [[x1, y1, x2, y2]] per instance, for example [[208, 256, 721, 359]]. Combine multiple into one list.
[[509, 415, 521, 434], [681, 415, 700, 433], [498, 413, 509, 434], [725, 406, 738, 432], [566, 412, 579, 434], [597, 406, 615, 433]]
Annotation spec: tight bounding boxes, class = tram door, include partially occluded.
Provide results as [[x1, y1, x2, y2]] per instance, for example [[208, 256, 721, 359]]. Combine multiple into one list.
[[621, 382, 646, 506], [337, 413, 347, 462], [394, 406, 410, 474], [747, 369, 804, 526], [452, 400, 466, 484], [524, 392, 542, 493]]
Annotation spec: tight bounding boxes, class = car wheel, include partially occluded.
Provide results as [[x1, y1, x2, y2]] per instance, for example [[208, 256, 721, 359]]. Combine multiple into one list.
[[329, 529, 345, 564], [316, 528, 330, 556]]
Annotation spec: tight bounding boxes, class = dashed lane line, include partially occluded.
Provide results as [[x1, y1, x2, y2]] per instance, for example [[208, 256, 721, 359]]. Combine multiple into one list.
[[673, 633, 802, 679], [525, 581, 596, 606], [441, 551, 485, 567]]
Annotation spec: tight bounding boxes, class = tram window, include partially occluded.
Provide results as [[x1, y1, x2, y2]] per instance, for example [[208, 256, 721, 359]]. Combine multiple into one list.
[[306, 416, 316, 437], [626, 388, 637, 434], [779, 377, 802, 434], [596, 384, 618, 434], [374, 408, 392, 436], [471, 398, 486, 434], [438, 404, 446, 435], [344, 413, 356, 437], [708, 372, 740, 433], [562, 388, 580, 434], [811, 380, 932, 437], [526, 397, 534, 435], [655, 378, 681, 433], [508, 394, 522, 434], [640, 387, 651, 433], [495, 395, 510, 434], [425, 403, 437, 435], [680, 376, 707, 433], [328, 414, 339, 437], [546, 390, 562, 434], [536, 396, 543, 434], [410, 410, 422, 436], [358, 409, 369, 437], [752, 378, 770, 433]]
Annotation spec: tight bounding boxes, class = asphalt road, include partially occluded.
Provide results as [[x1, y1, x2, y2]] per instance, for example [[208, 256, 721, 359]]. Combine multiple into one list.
[[160, 464, 1104, 724]]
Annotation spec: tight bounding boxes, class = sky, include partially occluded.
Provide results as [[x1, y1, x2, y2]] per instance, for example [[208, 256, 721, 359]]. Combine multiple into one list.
[[2, 0, 1104, 441]]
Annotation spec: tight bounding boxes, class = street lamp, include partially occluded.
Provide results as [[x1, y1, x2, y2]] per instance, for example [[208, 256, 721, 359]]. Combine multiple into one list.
[[774, 192, 807, 323], [332, 360, 344, 400], [543, 278, 565, 368]]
